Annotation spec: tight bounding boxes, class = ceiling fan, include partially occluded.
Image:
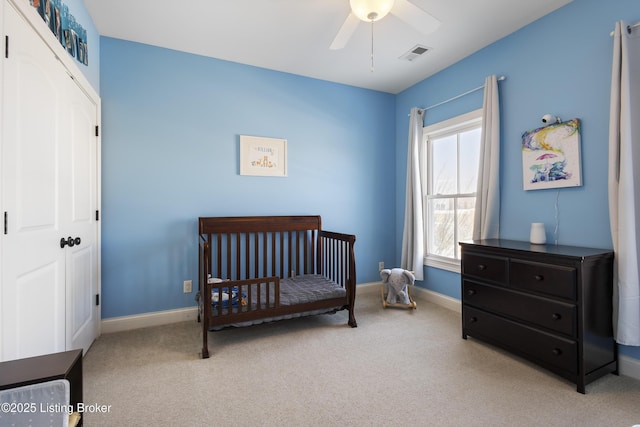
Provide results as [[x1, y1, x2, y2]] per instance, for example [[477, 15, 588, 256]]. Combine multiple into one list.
[[330, 0, 441, 50]]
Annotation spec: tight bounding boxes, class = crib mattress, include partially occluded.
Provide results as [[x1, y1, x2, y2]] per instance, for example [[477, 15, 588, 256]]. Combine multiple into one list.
[[208, 274, 346, 329]]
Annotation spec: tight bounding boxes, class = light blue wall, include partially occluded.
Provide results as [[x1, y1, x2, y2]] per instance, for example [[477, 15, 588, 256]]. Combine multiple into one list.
[[395, 0, 639, 359], [100, 37, 396, 319]]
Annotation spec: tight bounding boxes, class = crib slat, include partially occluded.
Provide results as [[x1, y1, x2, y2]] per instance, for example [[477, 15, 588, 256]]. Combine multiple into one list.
[[262, 232, 267, 278], [228, 233, 232, 279], [245, 233, 250, 280], [338, 239, 342, 285], [340, 240, 344, 283], [288, 230, 292, 277], [254, 232, 258, 278], [233, 232, 238, 280], [316, 232, 322, 276], [280, 231, 285, 278], [303, 231, 308, 275], [293, 231, 298, 277], [271, 232, 276, 277], [330, 237, 335, 280], [216, 234, 222, 279]]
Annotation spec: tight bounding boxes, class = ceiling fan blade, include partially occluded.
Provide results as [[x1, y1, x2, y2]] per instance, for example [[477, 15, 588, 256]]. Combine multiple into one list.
[[392, 0, 441, 35], [330, 13, 361, 50]]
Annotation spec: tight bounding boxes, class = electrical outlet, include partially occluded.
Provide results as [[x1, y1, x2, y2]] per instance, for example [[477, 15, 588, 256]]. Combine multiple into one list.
[[379, 261, 384, 271], [183, 280, 192, 293]]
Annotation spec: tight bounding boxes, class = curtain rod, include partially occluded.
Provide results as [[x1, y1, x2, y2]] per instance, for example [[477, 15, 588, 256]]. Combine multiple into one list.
[[412, 75, 506, 115], [610, 21, 640, 36]]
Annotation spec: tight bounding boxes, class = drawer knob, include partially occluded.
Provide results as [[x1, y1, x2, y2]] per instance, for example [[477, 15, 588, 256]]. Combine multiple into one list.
[[467, 289, 477, 296], [534, 274, 544, 281], [477, 264, 486, 271], [552, 348, 562, 356], [552, 313, 562, 321], [469, 317, 478, 323]]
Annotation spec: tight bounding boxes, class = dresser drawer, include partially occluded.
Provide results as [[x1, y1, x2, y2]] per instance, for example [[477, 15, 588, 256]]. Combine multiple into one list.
[[463, 280, 576, 337], [462, 252, 508, 285], [463, 306, 577, 374], [510, 259, 576, 300]]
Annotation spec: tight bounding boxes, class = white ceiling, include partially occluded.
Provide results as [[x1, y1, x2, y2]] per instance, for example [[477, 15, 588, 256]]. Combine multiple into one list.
[[83, 0, 573, 94]]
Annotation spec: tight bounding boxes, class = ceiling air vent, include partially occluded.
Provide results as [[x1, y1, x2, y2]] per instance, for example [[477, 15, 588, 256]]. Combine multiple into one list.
[[399, 44, 430, 62]]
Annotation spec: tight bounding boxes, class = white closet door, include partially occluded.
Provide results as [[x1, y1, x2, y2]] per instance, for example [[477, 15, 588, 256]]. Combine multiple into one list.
[[65, 75, 99, 354], [1, 2, 99, 361], [1, 3, 68, 361]]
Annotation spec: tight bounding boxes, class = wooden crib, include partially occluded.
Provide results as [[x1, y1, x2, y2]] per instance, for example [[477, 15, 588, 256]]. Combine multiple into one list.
[[197, 215, 357, 358]]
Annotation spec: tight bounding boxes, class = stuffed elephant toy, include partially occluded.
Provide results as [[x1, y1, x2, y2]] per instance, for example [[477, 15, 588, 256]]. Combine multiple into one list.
[[380, 268, 415, 304]]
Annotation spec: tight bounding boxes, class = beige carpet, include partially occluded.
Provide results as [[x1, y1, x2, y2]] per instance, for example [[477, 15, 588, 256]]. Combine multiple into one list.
[[83, 285, 640, 426]]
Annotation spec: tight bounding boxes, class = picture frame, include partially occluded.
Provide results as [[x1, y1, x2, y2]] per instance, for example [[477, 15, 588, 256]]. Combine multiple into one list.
[[240, 135, 287, 177], [77, 35, 85, 64], [70, 29, 78, 58], [521, 118, 582, 191], [64, 29, 75, 57], [44, 0, 53, 31], [54, 5, 62, 44]]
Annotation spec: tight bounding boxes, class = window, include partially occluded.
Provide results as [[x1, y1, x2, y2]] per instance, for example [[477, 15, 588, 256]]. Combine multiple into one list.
[[422, 109, 482, 272]]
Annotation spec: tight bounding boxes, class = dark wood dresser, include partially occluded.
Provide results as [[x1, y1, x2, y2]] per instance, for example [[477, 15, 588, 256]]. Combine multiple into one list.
[[460, 239, 617, 393]]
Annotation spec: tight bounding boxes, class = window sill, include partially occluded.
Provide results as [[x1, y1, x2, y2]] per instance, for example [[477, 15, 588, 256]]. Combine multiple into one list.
[[424, 256, 461, 274]]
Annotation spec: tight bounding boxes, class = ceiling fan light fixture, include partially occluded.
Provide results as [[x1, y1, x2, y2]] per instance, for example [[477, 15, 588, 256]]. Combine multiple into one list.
[[350, 0, 394, 22]]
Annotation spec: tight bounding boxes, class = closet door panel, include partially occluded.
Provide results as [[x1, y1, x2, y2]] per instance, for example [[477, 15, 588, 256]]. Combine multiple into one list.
[[14, 59, 58, 230], [67, 245, 93, 343], [15, 263, 64, 358], [70, 96, 94, 223], [1, 2, 68, 361], [66, 77, 99, 353]]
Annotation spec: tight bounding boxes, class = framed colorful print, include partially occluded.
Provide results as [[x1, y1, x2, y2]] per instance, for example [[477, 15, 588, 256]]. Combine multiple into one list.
[[522, 118, 582, 191], [240, 135, 287, 177]]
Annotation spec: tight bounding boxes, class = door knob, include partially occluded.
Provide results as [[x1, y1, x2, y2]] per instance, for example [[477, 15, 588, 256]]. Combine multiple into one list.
[[60, 236, 79, 248]]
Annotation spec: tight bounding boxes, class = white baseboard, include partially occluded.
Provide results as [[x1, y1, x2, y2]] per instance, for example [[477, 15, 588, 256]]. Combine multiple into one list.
[[411, 286, 462, 313], [620, 354, 640, 381], [101, 306, 198, 334]]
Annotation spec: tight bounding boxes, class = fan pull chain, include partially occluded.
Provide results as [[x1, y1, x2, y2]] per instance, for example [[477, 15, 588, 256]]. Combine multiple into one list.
[[370, 19, 375, 72]]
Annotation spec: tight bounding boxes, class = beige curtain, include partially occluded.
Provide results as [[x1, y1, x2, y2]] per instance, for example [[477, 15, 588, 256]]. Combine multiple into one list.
[[472, 75, 500, 240], [608, 21, 640, 345], [401, 107, 425, 280]]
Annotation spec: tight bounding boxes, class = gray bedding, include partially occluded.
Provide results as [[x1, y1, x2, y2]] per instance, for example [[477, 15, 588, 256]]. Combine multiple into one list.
[[277, 274, 346, 304], [209, 274, 346, 329]]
